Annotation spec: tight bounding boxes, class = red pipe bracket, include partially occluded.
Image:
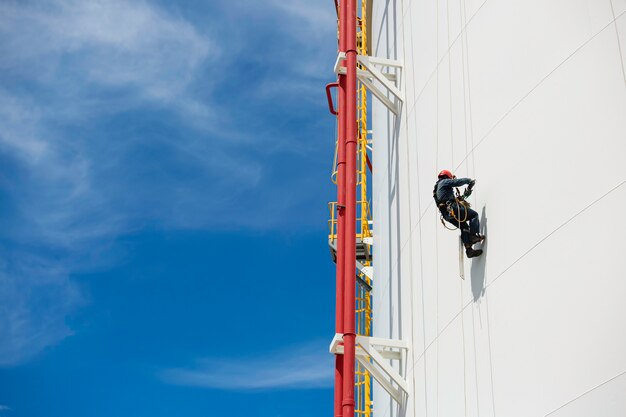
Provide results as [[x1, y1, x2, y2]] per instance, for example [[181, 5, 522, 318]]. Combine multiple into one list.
[[326, 82, 339, 116]]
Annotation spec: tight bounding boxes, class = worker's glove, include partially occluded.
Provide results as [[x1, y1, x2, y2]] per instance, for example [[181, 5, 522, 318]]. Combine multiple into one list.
[[463, 180, 475, 198]]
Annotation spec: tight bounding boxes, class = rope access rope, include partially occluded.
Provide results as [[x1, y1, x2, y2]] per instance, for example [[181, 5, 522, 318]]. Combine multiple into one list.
[[439, 187, 469, 231]]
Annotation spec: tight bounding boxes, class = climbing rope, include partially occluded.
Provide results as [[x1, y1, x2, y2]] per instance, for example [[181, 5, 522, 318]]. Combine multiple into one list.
[[439, 187, 469, 230], [451, 199, 469, 223]]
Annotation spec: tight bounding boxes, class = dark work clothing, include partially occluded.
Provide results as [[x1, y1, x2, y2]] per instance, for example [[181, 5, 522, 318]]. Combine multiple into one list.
[[435, 177, 480, 245], [440, 203, 480, 245], [435, 177, 473, 204]]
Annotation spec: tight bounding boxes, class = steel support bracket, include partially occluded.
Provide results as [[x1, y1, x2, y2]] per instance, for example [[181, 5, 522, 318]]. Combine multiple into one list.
[[356, 260, 373, 280], [330, 334, 409, 404], [334, 53, 404, 115]]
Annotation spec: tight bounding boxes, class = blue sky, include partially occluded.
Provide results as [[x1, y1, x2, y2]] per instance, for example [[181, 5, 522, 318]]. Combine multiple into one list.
[[0, 0, 338, 415]]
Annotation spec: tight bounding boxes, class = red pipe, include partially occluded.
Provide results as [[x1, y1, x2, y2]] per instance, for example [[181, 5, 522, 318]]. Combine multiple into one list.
[[342, 0, 357, 416], [334, 1, 347, 417], [334, 80, 346, 417]]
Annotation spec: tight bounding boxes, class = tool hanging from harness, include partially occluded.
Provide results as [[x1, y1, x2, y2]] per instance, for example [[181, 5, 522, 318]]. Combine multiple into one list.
[[433, 180, 474, 230]]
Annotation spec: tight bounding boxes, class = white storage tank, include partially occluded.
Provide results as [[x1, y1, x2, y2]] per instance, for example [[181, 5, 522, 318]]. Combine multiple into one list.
[[370, 1, 626, 416]]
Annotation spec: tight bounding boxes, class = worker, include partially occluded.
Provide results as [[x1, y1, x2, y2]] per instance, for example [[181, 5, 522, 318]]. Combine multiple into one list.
[[433, 169, 484, 258]]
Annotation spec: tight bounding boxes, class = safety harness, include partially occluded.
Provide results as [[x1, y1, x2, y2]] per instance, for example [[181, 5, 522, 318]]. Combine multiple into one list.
[[433, 180, 471, 231]]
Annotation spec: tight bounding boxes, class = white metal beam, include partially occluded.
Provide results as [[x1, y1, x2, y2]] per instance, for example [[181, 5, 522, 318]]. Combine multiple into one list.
[[357, 55, 404, 102], [334, 52, 346, 74], [356, 355, 403, 403], [328, 238, 372, 280], [364, 55, 403, 68], [332, 342, 401, 360], [331, 333, 409, 403], [359, 339, 409, 394], [335, 53, 402, 74], [358, 335, 408, 350], [330, 334, 403, 360], [329, 333, 343, 354], [334, 52, 403, 114], [339, 67, 397, 82], [356, 260, 373, 280], [359, 78, 400, 115], [358, 75, 398, 114]]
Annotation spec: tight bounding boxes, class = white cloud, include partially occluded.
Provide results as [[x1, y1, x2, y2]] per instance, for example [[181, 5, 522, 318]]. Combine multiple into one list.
[[160, 342, 333, 390], [0, 0, 227, 250], [0, 0, 214, 113], [246, 0, 336, 92], [269, 0, 336, 37], [0, 0, 336, 367], [0, 0, 220, 367], [0, 253, 83, 366], [0, 91, 48, 161]]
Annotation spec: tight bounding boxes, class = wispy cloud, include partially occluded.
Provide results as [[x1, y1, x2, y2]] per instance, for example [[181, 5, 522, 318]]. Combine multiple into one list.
[[0, 250, 85, 366], [0, 0, 215, 121], [0, 0, 219, 366], [0, 405, 9, 411], [0, 0, 335, 366], [240, 0, 337, 104], [160, 342, 333, 390], [0, 0, 225, 241]]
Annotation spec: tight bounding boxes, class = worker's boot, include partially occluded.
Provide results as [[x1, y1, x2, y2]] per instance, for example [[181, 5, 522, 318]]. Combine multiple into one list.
[[469, 233, 485, 244], [465, 247, 483, 258]]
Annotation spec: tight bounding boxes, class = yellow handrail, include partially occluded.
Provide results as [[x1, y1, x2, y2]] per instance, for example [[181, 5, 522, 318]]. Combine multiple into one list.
[[355, 1, 372, 416]]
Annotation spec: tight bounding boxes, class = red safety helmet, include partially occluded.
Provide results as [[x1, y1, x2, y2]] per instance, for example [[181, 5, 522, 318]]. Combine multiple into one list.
[[438, 169, 454, 179]]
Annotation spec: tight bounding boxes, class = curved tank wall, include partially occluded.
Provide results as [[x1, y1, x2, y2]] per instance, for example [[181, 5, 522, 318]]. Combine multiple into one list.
[[370, 1, 626, 417]]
